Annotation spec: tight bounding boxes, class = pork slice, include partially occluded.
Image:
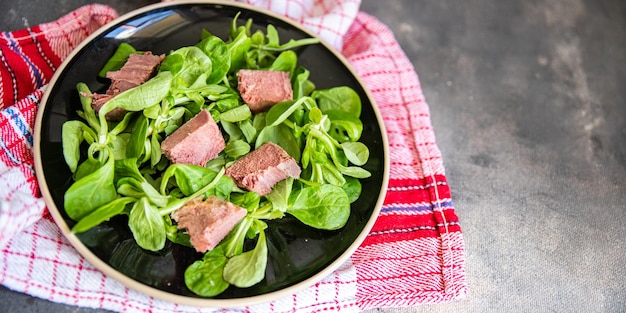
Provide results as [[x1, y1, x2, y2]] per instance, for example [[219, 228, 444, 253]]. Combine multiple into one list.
[[105, 52, 165, 89], [161, 109, 225, 166], [171, 196, 247, 253], [237, 70, 293, 113], [107, 79, 137, 95], [225, 142, 301, 196], [80, 92, 127, 121], [86, 52, 165, 121]]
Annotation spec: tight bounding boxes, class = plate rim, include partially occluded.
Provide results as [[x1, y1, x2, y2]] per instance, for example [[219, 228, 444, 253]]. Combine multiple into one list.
[[33, 0, 390, 307]]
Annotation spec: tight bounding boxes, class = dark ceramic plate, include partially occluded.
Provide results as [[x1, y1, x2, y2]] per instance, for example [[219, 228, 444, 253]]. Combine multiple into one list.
[[34, 0, 388, 307]]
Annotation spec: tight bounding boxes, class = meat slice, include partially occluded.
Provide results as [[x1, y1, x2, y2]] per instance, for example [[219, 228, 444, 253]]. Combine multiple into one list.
[[82, 52, 165, 121], [82, 94, 128, 122], [237, 70, 293, 113], [225, 142, 301, 196], [171, 196, 247, 253], [161, 109, 225, 166], [106, 53, 164, 87]]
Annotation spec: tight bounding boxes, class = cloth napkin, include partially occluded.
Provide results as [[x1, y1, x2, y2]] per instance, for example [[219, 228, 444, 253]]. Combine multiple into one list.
[[0, 1, 468, 312]]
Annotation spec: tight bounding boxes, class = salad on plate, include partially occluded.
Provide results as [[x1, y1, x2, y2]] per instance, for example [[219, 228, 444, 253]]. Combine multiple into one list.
[[61, 13, 371, 297]]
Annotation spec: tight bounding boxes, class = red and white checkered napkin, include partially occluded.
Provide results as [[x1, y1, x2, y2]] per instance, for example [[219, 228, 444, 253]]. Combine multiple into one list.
[[0, 1, 467, 312]]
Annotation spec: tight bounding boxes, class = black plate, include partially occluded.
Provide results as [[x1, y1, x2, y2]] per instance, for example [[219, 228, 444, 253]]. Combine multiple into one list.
[[34, 1, 388, 307]]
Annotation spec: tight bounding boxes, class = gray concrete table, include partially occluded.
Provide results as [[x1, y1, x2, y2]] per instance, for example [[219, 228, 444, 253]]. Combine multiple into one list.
[[1, 1, 624, 312]]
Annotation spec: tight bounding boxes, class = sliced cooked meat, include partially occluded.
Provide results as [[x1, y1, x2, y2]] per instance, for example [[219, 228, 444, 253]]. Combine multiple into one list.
[[82, 52, 165, 121], [161, 109, 225, 166], [107, 79, 137, 95], [85, 93, 127, 121], [106, 53, 164, 87], [225, 142, 301, 196], [171, 196, 247, 253], [237, 69, 293, 113]]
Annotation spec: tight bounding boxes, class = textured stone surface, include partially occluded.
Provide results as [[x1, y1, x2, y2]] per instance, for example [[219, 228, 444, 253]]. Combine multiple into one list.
[[1, 0, 625, 312]]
